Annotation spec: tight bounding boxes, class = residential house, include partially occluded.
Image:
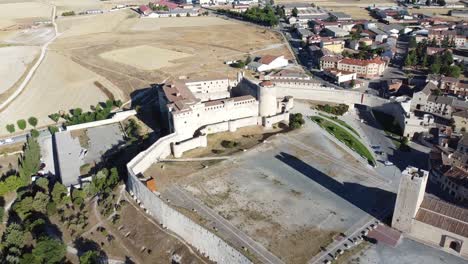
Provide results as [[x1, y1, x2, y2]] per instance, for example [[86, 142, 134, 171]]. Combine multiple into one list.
[[323, 26, 349, 38], [320, 56, 387, 79]]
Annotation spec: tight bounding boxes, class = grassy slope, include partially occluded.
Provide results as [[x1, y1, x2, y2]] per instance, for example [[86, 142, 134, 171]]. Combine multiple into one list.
[[311, 116, 375, 165]]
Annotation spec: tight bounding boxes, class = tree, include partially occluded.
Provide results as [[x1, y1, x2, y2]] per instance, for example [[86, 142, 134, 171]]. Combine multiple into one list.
[[17, 119, 27, 130], [408, 37, 417, 49], [79, 250, 100, 264], [51, 182, 68, 205], [4, 223, 25, 248], [426, 0, 431, 5], [448, 65, 461, 78], [430, 56, 441, 74], [48, 113, 60, 123], [438, 0, 446, 6], [28, 117, 38, 127], [31, 129, 40, 138], [48, 126, 59, 134], [422, 54, 428, 68], [32, 237, 66, 264], [35, 177, 49, 193], [32, 192, 49, 214], [6, 124, 15, 133], [13, 196, 33, 220], [291, 7, 298, 17]]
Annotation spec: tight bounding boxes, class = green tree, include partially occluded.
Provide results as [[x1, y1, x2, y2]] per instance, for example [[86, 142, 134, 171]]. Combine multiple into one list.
[[32, 237, 66, 264], [18, 136, 41, 185], [291, 7, 298, 17], [51, 182, 68, 205], [448, 65, 461, 78], [79, 250, 100, 264], [408, 36, 417, 49], [35, 177, 49, 193], [48, 126, 59, 134], [421, 54, 428, 68], [4, 223, 25, 248], [32, 192, 49, 214], [30, 129, 40, 138], [17, 119, 27, 130], [6, 124, 15, 133], [28, 117, 38, 127], [13, 196, 33, 220], [48, 113, 60, 123]]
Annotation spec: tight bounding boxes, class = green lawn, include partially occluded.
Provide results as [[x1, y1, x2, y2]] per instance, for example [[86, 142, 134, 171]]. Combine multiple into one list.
[[311, 116, 375, 166], [318, 113, 360, 138]]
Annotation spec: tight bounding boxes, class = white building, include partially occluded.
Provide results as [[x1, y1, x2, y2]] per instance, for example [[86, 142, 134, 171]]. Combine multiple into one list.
[[247, 55, 289, 72]]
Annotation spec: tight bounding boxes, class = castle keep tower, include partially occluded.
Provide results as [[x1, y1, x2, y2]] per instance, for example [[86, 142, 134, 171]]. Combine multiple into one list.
[[392, 166, 429, 233]]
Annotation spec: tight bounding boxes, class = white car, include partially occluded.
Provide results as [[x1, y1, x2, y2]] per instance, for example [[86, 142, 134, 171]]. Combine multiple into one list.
[[0, 140, 4, 145], [4, 138, 13, 143], [384, 161, 393, 166]]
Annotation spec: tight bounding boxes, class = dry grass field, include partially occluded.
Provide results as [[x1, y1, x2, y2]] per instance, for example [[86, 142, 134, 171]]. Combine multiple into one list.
[[100, 45, 193, 70], [0, 46, 39, 94], [0, 1, 52, 28], [0, 51, 121, 134]]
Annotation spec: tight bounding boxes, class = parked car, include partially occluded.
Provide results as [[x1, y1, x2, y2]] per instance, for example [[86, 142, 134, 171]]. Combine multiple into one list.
[[371, 145, 380, 149], [5, 138, 13, 143], [337, 249, 344, 255], [0, 140, 4, 145], [375, 150, 383, 155], [384, 160, 393, 166]]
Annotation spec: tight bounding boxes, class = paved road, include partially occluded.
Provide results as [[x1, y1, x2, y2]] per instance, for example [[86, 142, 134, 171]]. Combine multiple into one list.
[[0, 4, 58, 112], [163, 185, 285, 264], [0, 128, 51, 146]]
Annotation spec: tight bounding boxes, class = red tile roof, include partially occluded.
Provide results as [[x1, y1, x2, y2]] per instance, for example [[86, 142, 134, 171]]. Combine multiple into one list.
[[258, 55, 280, 65], [415, 196, 468, 238], [340, 57, 386, 66]]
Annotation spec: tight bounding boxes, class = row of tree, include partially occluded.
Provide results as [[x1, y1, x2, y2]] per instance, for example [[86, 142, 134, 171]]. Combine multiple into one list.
[[5, 117, 38, 134], [218, 6, 279, 27], [48, 99, 122, 126]]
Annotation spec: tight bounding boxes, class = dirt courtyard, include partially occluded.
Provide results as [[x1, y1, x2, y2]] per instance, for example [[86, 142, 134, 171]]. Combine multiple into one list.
[[154, 121, 394, 264]]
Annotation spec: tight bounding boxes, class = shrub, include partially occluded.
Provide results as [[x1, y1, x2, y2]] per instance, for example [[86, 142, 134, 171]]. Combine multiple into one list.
[[62, 11, 75, 16], [6, 124, 15, 133], [17, 120, 27, 130], [48, 113, 60, 122], [30, 129, 40, 138], [221, 140, 238, 148], [48, 126, 59, 134], [289, 113, 305, 130], [28, 117, 38, 127]]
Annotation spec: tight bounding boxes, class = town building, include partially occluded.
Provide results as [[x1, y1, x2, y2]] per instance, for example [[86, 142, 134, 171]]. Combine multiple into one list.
[[320, 56, 387, 79], [322, 69, 356, 85]]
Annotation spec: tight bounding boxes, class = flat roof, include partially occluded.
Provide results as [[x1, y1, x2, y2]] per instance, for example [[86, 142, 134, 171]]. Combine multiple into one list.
[[54, 131, 83, 187]]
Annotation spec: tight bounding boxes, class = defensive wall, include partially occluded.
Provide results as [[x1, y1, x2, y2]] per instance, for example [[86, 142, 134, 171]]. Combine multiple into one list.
[[126, 132, 252, 264]]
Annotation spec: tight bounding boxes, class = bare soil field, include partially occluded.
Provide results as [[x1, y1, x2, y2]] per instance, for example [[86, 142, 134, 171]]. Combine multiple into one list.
[[0, 1, 52, 29], [51, 11, 290, 97], [0, 46, 39, 94], [0, 51, 123, 134], [0, 153, 20, 177], [171, 123, 393, 264], [100, 45, 193, 70], [145, 126, 285, 191], [5, 25, 55, 45], [131, 16, 237, 30]]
